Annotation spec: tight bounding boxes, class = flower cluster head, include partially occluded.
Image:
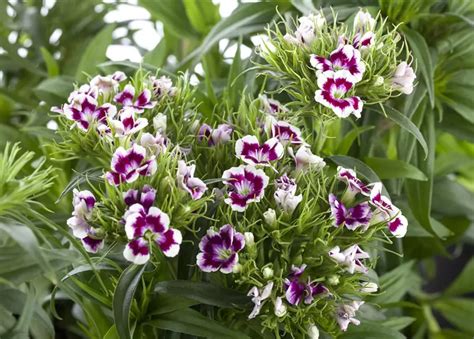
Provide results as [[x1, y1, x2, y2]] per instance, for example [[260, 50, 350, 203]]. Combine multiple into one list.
[[177, 160, 208, 200], [123, 185, 182, 264], [66, 189, 104, 253], [284, 265, 328, 305]]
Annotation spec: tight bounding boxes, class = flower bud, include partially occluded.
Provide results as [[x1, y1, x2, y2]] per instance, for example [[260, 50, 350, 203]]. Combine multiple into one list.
[[153, 113, 167, 132], [244, 232, 255, 246], [374, 76, 384, 86], [232, 263, 242, 274], [308, 324, 320, 339], [328, 275, 340, 286], [360, 281, 378, 293], [274, 297, 287, 317], [263, 208, 277, 227], [262, 267, 274, 279], [392, 62, 416, 95]]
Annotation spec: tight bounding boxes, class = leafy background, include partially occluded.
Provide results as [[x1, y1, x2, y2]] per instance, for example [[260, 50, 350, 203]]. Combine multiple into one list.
[[0, 0, 473, 338]]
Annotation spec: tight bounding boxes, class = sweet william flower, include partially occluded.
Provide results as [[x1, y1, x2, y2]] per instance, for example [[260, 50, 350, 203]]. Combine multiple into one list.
[[222, 165, 269, 212], [105, 144, 157, 186], [284, 13, 325, 46], [176, 160, 208, 200], [308, 324, 320, 339], [235, 135, 283, 166], [111, 107, 148, 136], [114, 84, 156, 112], [153, 113, 167, 132], [271, 121, 305, 145], [337, 166, 371, 199], [196, 224, 245, 274], [81, 229, 104, 254], [260, 95, 288, 116], [392, 62, 416, 95], [314, 71, 364, 118], [67, 189, 96, 238], [90, 71, 126, 95], [284, 265, 328, 305], [274, 297, 287, 317], [329, 245, 370, 274], [353, 31, 375, 50], [140, 132, 169, 155], [336, 301, 364, 331], [211, 124, 233, 145], [248, 281, 273, 319], [329, 193, 372, 230], [274, 174, 303, 214], [150, 75, 177, 98], [123, 185, 156, 211], [289, 145, 326, 171]]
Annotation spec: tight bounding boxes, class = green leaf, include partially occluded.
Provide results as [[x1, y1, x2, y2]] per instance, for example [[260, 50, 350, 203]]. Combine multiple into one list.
[[364, 157, 428, 181], [341, 321, 405, 339], [113, 264, 146, 339], [148, 294, 198, 316], [441, 85, 474, 123], [154, 280, 249, 308], [370, 105, 428, 158], [336, 125, 374, 155], [34, 76, 74, 104], [143, 40, 168, 67], [40, 47, 59, 77], [146, 308, 248, 339], [403, 28, 435, 108], [433, 298, 474, 334], [381, 316, 416, 331], [439, 109, 474, 143], [184, 0, 220, 34], [444, 258, 474, 297], [432, 177, 474, 218], [75, 25, 115, 82]]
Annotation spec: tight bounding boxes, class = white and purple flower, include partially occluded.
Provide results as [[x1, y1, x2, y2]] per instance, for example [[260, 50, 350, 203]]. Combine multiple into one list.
[[248, 281, 274, 319], [271, 121, 305, 145], [310, 45, 365, 83], [150, 75, 177, 98], [369, 182, 408, 238], [222, 165, 269, 212], [198, 124, 233, 146], [140, 132, 169, 155], [328, 245, 370, 274], [274, 174, 303, 214], [235, 136, 283, 166], [105, 144, 157, 186], [337, 166, 371, 199], [336, 301, 364, 331], [289, 145, 326, 171], [176, 160, 208, 200], [114, 84, 156, 112], [392, 62, 416, 95], [284, 264, 328, 305], [329, 193, 372, 230], [111, 107, 148, 136], [123, 185, 156, 211], [314, 71, 363, 118], [260, 95, 288, 116], [284, 13, 325, 46], [90, 71, 126, 96], [196, 224, 245, 274]]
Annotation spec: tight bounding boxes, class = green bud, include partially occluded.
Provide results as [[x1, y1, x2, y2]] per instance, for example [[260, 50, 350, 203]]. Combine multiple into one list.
[[328, 275, 340, 286]]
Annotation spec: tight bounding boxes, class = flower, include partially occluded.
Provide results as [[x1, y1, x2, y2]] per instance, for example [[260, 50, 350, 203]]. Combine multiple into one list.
[[353, 31, 375, 50], [81, 230, 104, 254], [150, 75, 177, 98], [274, 174, 303, 214], [329, 193, 372, 230], [105, 144, 157, 186], [308, 324, 320, 339], [337, 166, 371, 198], [274, 297, 287, 317], [392, 62, 416, 95], [244, 232, 255, 246], [369, 182, 408, 237], [140, 132, 169, 155], [360, 281, 378, 293], [196, 224, 245, 274], [153, 113, 167, 132], [284, 13, 325, 46], [354, 9, 375, 32], [111, 107, 148, 136], [222, 165, 269, 212], [176, 160, 208, 200], [114, 84, 156, 112], [260, 95, 288, 116], [123, 203, 182, 264], [328, 245, 370, 274], [310, 45, 366, 83], [198, 123, 212, 145], [90, 71, 126, 95], [263, 208, 277, 226], [211, 124, 233, 145], [248, 281, 273, 319], [271, 121, 305, 145], [314, 71, 363, 118], [123, 185, 156, 211], [235, 136, 283, 166], [336, 301, 364, 331], [58, 95, 117, 131], [284, 265, 328, 305], [289, 145, 326, 171]]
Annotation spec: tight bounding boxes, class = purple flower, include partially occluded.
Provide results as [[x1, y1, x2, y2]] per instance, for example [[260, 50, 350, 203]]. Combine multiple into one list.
[[274, 174, 302, 214], [81, 231, 104, 254], [235, 135, 283, 166], [211, 124, 233, 145], [369, 183, 408, 238], [310, 45, 366, 83], [114, 84, 156, 112], [284, 265, 328, 305], [271, 121, 305, 145], [222, 165, 269, 212], [140, 132, 169, 155], [328, 245, 370, 274], [90, 71, 126, 95], [150, 75, 176, 98], [60, 95, 117, 131], [329, 194, 372, 230], [353, 32, 375, 49], [123, 185, 156, 211], [314, 71, 363, 119], [123, 203, 182, 264], [336, 301, 364, 331], [197, 123, 213, 145], [105, 144, 157, 186], [337, 166, 371, 198], [260, 95, 288, 116], [111, 107, 148, 136], [196, 224, 245, 274], [176, 160, 208, 200]]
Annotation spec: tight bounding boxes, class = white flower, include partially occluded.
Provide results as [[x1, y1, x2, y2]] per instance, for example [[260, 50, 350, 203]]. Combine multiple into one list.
[[289, 146, 326, 171], [153, 113, 167, 132], [336, 301, 364, 331], [392, 62, 416, 95], [354, 9, 376, 32], [308, 324, 320, 339], [360, 281, 378, 293], [244, 232, 255, 246], [274, 189, 303, 214], [263, 208, 277, 227], [274, 297, 287, 317], [248, 282, 274, 319], [284, 13, 326, 46]]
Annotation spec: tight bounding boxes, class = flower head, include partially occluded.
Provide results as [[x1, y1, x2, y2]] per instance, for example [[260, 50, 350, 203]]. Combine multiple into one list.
[[177, 160, 208, 200], [271, 121, 305, 145], [111, 107, 148, 136], [114, 84, 156, 112], [392, 62, 416, 95], [150, 75, 177, 98], [336, 301, 364, 331], [284, 13, 325, 46], [235, 136, 283, 166], [284, 265, 328, 305], [90, 71, 126, 95], [196, 224, 245, 274], [353, 9, 376, 33], [328, 245, 370, 274], [248, 281, 273, 319], [274, 174, 303, 214], [123, 185, 156, 211], [289, 145, 326, 171], [140, 132, 169, 155], [222, 165, 269, 212], [329, 193, 372, 230], [260, 95, 288, 116], [337, 166, 371, 198], [105, 144, 157, 186]]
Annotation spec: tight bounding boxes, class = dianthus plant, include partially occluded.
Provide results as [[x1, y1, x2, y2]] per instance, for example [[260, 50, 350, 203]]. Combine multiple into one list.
[[51, 8, 415, 339]]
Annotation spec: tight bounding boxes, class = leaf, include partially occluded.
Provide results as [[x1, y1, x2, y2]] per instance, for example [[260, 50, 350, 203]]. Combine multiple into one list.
[[143, 40, 168, 67], [184, 0, 220, 34], [146, 308, 248, 339], [75, 25, 115, 82], [444, 258, 474, 297], [441, 85, 474, 123], [148, 294, 198, 316], [340, 321, 405, 339], [432, 177, 474, 218], [40, 47, 59, 77], [34, 76, 74, 104], [154, 280, 250, 308], [370, 105, 428, 158], [336, 125, 374, 155], [226, 40, 246, 109], [402, 28, 435, 108], [113, 264, 146, 339], [439, 109, 474, 143], [381, 316, 416, 331], [433, 298, 474, 334], [364, 157, 428, 181]]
